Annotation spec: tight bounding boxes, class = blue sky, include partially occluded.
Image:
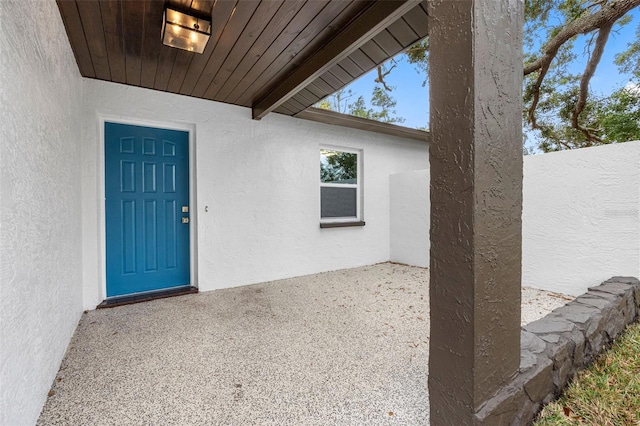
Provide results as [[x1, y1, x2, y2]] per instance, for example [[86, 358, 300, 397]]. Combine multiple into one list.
[[338, 8, 639, 130], [345, 55, 429, 129]]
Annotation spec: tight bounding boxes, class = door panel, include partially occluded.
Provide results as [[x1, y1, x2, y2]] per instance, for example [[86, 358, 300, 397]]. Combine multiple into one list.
[[105, 122, 190, 297]]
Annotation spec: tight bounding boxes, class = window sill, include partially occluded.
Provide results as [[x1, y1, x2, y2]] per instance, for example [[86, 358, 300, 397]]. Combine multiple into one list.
[[320, 221, 366, 229]]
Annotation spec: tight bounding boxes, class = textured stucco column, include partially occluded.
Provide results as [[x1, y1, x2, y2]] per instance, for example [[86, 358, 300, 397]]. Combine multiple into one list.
[[428, 0, 524, 424]]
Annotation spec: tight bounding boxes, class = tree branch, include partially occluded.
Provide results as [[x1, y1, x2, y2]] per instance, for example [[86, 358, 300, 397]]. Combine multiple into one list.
[[587, 0, 609, 10], [374, 63, 397, 91], [571, 23, 613, 143], [524, 0, 639, 146], [524, 0, 640, 76], [527, 59, 551, 131]]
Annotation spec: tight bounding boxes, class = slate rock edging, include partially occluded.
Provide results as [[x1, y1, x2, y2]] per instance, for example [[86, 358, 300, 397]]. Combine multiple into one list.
[[475, 276, 640, 425]]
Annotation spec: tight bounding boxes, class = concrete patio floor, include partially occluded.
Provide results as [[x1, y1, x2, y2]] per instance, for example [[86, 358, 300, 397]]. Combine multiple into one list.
[[37, 263, 570, 425]]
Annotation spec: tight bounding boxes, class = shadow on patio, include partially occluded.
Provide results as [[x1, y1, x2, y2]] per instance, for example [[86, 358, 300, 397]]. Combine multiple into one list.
[[37, 263, 567, 425]]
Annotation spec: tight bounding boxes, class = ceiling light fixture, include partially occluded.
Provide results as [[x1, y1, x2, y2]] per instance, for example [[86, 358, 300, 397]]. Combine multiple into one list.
[[161, 6, 211, 54]]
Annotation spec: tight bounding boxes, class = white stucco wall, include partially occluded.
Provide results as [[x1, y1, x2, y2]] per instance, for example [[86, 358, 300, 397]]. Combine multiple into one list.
[[81, 79, 429, 309], [389, 142, 640, 296], [0, 1, 84, 424], [522, 141, 640, 295], [390, 170, 430, 268]]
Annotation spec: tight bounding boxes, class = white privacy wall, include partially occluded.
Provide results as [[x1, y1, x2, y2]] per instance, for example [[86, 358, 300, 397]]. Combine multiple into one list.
[[0, 1, 84, 425], [522, 141, 640, 295], [390, 170, 430, 268], [81, 79, 429, 309], [389, 142, 640, 296]]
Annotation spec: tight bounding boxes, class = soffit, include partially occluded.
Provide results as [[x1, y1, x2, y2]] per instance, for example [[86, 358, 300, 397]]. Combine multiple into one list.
[[57, 0, 428, 119]]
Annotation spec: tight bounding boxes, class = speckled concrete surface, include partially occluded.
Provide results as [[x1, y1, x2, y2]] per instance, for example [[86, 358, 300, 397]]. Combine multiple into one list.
[[521, 287, 574, 325], [37, 263, 571, 425]]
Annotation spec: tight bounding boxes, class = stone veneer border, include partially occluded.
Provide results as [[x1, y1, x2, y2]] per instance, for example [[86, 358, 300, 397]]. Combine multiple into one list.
[[475, 276, 640, 424]]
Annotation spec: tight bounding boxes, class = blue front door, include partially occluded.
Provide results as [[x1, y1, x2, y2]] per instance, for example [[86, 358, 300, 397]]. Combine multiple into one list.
[[105, 122, 190, 297]]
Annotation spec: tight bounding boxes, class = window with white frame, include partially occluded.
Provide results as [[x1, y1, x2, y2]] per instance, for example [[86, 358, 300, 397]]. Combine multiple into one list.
[[320, 147, 362, 223]]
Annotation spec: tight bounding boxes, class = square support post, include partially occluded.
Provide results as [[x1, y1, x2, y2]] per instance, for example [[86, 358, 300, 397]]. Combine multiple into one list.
[[428, 0, 524, 424]]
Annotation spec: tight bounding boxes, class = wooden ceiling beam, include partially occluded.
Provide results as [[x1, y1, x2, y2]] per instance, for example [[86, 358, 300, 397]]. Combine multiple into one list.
[[251, 0, 420, 120]]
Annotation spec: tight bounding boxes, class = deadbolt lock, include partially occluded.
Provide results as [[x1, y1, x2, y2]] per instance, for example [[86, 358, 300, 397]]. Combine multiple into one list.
[[182, 206, 189, 213], [182, 217, 189, 224]]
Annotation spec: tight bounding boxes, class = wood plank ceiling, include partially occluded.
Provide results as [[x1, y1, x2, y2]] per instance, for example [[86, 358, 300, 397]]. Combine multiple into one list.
[[57, 0, 429, 119]]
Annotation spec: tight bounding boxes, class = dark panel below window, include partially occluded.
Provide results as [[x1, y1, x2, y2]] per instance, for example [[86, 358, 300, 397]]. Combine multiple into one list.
[[321, 187, 357, 218]]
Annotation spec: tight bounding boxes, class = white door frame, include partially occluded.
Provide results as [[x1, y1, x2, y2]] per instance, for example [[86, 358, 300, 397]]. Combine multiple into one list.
[[97, 114, 198, 300]]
